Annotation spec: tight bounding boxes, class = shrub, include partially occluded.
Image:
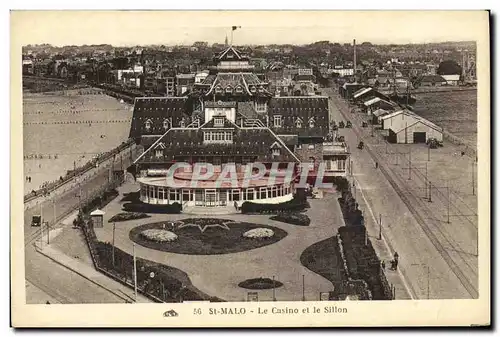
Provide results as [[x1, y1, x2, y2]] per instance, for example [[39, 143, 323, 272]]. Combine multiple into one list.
[[241, 195, 309, 214], [122, 202, 182, 214], [270, 212, 311, 226], [238, 278, 284, 290], [242, 228, 275, 239], [141, 229, 178, 242], [108, 212, 150, 223]]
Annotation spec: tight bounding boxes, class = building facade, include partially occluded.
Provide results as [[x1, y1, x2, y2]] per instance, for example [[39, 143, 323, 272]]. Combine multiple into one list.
[[129, 47, 349, 208]]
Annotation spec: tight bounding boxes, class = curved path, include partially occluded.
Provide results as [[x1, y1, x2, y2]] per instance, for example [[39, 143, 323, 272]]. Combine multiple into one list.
[[95, 184, 345, 302]]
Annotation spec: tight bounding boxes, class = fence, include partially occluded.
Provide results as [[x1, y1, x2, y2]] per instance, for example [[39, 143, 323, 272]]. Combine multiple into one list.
[[24, 138, 137, 205]]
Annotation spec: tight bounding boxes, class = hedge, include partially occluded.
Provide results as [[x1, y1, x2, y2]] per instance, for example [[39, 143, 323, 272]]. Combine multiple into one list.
[[122, 202, 182, 214], [241, 192, 308, 214], [270, 213, 311, 226]]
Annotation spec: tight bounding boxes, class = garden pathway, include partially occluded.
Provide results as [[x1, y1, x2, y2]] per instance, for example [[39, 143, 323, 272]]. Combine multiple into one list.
[[95, 183, 345, 302]]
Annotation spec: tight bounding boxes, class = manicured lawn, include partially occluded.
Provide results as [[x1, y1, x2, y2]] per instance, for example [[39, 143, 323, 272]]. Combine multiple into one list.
[[129, 218, 288, 255], [300, 237, 345, 290]]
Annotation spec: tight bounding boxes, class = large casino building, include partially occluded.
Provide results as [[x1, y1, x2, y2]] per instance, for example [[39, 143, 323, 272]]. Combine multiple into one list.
[[129, 47, 350, 209]]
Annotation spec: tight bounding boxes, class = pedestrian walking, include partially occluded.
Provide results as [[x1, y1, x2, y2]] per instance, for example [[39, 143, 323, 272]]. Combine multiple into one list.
[[394, 252, 399, 261], [381, 260, 385, 270], [234, 201, 238, 211], [375, 162, 379, 169]]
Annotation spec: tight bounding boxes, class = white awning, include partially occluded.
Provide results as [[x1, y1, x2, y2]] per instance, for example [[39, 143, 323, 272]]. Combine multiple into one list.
[[90, 209, 105, 216], [363, 97, 381, 106]]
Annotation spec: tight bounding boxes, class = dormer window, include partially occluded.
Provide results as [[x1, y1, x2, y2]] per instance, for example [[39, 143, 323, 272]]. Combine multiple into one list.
[[255, 101, 267, 113], [225, 87, 233, 94], [214, 117, 224, 127], [309, 118, 315, 128], [295, 118, 303, 128], [272, 148, 281, 157], [273, 115, 282, 128], [236, 86, 243, 93], [180, 119, 186, 128], [215, 86, 223, 94], [162, 119, 170, 130], [250, 86, 256, 93], [155, 149, 163, 158], [145, 119, 152, 131]]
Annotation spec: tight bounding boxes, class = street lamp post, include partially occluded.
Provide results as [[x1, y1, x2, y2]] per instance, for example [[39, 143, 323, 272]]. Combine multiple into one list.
[[133, 243, 138, 302], [472, 160, 475, 196], [112, 222, 116, 267], [302, 275, 305, 301], [272, 275, 276, 301]]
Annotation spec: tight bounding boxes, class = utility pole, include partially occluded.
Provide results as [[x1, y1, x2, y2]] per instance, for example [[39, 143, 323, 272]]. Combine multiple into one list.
[[272, 275, 276, 301], [447, 182, 450, 224], [133, 243, 138, 302], [425, 162, 428, 199], [302, 275, 305, 301], [426, 265, 430, 300], [408, 147, 412, 180], [428, 181, 432, 202], [112, 222, 116, 267], [378, 214, 382, 240], [472, 160, 475, 196], [427, 146, 430, 162]]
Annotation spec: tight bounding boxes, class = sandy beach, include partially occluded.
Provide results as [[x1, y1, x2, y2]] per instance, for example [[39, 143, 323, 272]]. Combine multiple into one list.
[[23, 90, 133, 195]]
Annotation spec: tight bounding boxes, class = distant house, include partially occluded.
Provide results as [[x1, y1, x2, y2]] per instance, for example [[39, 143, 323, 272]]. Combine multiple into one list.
[[441, 74, 461, 86], [380, 109, 443, 143], [419, 75, 447, 87]]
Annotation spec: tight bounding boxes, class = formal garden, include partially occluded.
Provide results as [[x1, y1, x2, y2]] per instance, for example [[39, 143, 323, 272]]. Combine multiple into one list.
[[129, 218, 288, 255]]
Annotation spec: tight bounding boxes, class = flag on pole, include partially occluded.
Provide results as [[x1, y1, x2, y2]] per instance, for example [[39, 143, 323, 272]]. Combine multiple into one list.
[[232, 26, 241, 31]]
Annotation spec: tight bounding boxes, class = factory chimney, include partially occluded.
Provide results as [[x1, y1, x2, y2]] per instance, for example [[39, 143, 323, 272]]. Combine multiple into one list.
[[353, 39, 357, 82]]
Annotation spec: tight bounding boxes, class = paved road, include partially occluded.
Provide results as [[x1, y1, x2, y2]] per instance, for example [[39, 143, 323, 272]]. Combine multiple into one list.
[[325, 87, 474, 299], [23, 147, 138, 304]]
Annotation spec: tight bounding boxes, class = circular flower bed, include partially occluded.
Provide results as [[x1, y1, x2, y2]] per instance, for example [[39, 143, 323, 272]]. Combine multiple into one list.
[[130, 219, 287, 255], [243, 228, 275, 239], [141, 229, 178, 242], [238, 277, 284, 290]]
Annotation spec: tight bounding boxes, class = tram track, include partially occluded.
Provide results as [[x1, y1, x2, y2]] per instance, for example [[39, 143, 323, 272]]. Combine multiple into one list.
[[332, 94, 478, 299]]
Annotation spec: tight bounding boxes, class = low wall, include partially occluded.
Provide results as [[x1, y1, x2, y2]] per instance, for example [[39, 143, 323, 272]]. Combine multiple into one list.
[[24, 139, 137, 210]]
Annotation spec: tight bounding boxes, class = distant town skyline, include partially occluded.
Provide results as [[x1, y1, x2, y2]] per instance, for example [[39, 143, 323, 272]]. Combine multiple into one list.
[[12, 11, 487, 47]]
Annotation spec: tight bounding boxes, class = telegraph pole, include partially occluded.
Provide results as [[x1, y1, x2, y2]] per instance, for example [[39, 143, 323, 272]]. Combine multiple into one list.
[[112, 222, 116, 267], [302, 275, 305, 301], [272, 276, 276, 301], [428, 181, 432, 202], [447, 183, 450, 224], [426, 265, 430, 300], [427, 146, 430, 162], [425, 162, 428, 199], [378, 214, 382, 240], [408, 147, 412, 180], [133, 243, 138, 302], [472, 160, 475, 196]]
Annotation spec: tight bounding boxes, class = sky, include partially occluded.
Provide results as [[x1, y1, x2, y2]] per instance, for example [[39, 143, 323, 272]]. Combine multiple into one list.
[[11, 11, 489, 47]]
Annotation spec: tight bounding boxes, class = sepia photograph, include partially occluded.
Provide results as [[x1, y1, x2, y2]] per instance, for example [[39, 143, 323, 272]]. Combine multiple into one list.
[[10, 10, 491, 327]]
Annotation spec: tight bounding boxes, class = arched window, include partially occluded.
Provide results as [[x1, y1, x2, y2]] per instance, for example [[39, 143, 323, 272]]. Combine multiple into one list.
[[180, 119, 186, 128], [145, 119, 152, 131]]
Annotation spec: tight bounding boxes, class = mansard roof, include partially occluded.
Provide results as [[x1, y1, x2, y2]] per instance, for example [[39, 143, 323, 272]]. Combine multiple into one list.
[[266, 96, 330, 138], [129, 97, 191, 139], [134, 121, 300, 164]]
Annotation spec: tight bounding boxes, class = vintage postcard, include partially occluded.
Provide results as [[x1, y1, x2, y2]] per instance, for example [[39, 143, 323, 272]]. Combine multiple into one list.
[[10, 10, 490, 327]]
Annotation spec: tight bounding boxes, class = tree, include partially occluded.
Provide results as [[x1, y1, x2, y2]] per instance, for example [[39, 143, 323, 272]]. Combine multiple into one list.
[[437, 60, 462, 75]]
